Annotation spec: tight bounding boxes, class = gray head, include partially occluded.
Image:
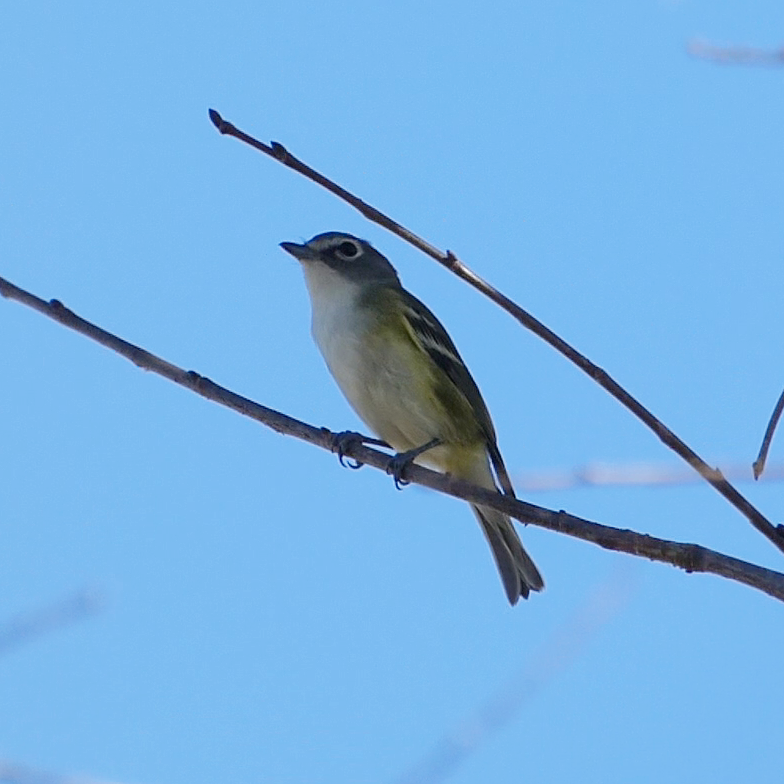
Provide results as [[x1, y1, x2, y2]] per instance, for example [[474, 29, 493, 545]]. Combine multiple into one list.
[[280, 232, 401, 287]]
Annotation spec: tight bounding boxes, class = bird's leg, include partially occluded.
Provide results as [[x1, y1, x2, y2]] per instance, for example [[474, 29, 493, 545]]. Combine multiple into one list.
[[387, 438, 442, 489], [330, 430, 391, 469]]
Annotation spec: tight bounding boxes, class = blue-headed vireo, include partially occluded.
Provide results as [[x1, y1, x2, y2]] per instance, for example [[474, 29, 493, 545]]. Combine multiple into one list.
[[280, 232, 544, 604]]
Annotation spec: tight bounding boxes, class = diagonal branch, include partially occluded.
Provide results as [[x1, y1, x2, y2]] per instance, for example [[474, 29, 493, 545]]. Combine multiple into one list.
[[207, 109, 784, 556], [3, 273, 784, 602]]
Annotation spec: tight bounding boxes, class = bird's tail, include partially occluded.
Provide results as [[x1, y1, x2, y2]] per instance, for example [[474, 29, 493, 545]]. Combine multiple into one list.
[[463, 457, 544, 604], [472, 504, 544, 603]]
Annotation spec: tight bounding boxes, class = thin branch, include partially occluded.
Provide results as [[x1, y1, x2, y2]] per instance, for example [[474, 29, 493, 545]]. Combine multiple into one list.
[[688, 38, 784, 66], [207, 109, 784, 556], [754, 387, 784, 480], [0, 588, 104, 656], [3, 275, 784, 602]]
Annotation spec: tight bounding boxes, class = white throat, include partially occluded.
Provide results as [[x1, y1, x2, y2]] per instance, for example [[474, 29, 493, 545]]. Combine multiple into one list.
[[300, 262, 366, 362]]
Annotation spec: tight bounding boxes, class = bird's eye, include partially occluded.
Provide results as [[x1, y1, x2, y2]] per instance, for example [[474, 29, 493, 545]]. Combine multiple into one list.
[[337, 241, 359, 258]]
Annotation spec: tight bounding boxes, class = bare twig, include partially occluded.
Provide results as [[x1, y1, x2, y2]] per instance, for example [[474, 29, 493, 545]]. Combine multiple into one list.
[[207, 110, 784, 555], [393, 568, 635, 784], [688, 38, 784, 66], [3, 274, 784, 602], [0, 588, 104, 656], [518, 460, 784, 493], [753, 388, 784, 480]]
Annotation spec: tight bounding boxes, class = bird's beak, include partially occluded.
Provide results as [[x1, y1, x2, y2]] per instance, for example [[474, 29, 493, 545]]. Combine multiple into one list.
[[280, 241, 319, 262]]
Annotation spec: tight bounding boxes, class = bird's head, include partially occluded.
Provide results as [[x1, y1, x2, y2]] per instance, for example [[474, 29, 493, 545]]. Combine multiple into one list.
[[280, 232, 400, 286]]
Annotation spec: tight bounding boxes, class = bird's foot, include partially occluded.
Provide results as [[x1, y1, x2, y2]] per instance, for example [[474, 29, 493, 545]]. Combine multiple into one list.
[[330, 430, 390, 469], [386, 438, 442, 490]]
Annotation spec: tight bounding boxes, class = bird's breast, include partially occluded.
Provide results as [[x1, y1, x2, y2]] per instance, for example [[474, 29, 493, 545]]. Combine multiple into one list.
[[303, 269, 482, 463], [305, 269, 377, 415]]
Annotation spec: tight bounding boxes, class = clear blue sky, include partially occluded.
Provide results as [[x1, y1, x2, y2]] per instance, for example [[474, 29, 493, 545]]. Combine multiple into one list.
[[2, 2, 783, 782]]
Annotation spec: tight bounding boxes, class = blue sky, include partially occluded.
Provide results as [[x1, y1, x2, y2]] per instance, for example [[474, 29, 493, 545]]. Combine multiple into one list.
[[2, 2, 783, 782]]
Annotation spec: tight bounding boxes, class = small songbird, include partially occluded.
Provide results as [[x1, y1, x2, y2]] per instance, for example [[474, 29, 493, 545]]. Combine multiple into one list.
[[280, 232, 544, 604]]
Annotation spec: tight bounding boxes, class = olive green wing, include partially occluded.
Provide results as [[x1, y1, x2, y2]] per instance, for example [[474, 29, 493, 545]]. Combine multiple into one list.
[[396, 289, 516, 497]]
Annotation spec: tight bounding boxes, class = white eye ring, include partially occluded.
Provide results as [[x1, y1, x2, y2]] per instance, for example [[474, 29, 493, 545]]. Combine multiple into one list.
[[335, 241, 359, 259]]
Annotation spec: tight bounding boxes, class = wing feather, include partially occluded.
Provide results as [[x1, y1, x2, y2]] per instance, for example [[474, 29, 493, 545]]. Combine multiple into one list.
[[396, 290, 515, 496]]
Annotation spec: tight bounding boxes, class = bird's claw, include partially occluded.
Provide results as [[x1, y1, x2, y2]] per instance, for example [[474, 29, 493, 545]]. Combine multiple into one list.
[[330, 430, 431, 488], [386, 437, 441, 490], [331, 431, 365, 469], [386, 452, 414, 490]]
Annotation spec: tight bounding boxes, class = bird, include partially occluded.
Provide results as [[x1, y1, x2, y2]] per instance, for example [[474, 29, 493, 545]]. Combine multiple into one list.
[[280, 231, 544, 604]]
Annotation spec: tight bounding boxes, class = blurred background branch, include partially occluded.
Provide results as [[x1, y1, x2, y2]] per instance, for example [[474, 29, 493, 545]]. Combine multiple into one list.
[[688, 38, 784, 66], [0, 588, 104, 657], [517, 460, 784, 493], [393, 568, 636, 784], [0, 759, 126, 784]]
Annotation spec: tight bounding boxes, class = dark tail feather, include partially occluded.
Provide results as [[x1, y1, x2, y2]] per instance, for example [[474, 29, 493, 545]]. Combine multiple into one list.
[[472, 504, 545, 605]]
